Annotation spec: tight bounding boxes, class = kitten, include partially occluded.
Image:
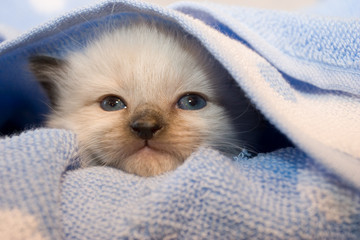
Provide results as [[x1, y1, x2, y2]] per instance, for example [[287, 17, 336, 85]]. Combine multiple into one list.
[[29, 17, 283, 176]]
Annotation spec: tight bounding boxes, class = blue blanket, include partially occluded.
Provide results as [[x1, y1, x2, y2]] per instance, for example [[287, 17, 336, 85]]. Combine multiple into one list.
[[1, 0, 360, 239]]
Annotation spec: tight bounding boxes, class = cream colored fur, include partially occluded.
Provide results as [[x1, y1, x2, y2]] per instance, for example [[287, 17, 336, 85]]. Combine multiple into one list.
[[31, 20, 240, 176]]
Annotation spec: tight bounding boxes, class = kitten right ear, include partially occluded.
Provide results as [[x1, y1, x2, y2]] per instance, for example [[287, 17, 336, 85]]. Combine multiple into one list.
[[29, 55, 65, 106]]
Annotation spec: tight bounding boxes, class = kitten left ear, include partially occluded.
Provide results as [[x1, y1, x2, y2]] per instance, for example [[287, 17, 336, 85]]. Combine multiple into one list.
[[29, 55, 66, 106]]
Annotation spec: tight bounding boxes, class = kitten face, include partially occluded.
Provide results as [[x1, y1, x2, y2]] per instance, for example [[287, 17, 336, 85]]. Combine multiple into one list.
[[30, 20, 238, 176]]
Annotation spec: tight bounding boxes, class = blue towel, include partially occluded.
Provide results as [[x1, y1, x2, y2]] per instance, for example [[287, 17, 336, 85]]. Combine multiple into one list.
[[1, 0, 360, 239]]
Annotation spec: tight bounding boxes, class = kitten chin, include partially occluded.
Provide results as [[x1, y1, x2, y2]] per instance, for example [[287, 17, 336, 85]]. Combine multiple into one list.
[[29, 17, 248, 177]]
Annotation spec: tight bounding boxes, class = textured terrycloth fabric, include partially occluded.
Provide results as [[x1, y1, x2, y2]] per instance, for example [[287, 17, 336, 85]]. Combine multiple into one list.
[[1, 0, 360, 239], [0, 129, 77, 239]]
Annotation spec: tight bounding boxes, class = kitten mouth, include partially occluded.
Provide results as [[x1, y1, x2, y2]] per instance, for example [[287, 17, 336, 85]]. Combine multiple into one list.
[[119, 140, 184, 177], [127, 140, 171, 160], [129, 140, 171, 157], [141, 140, 162, 152]]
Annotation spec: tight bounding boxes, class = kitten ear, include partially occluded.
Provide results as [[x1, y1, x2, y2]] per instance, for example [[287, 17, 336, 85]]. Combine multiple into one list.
[[29, 55, 66, 106]]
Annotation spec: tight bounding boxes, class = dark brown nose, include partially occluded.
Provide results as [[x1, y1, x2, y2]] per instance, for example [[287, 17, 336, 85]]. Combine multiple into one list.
[[130, 114, 163, 140]]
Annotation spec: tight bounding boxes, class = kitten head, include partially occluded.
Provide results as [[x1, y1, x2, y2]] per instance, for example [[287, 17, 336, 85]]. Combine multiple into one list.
[[29, 19, 240, 176]]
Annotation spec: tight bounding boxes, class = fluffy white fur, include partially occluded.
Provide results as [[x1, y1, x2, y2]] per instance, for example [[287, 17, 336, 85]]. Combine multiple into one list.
[[30, 19, 242, 176]]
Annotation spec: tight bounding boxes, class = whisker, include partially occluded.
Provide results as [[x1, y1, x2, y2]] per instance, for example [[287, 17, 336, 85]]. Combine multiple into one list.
[[110, 2, 116, 15], [55, 26, 85, 50], [230, 101, 254, 121]]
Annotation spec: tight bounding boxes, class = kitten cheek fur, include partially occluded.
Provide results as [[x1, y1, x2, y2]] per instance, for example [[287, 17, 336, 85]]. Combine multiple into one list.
[[67, 104, 228, 176], [28, 18, 239, 176]]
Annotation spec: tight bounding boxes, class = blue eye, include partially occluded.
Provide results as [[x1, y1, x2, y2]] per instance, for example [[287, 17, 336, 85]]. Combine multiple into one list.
[[100, 95, 126, 111], [177, 94, 207, 110]]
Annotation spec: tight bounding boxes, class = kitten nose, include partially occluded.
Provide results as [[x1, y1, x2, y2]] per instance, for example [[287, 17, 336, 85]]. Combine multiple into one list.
[[130, 118, 162, 140]]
